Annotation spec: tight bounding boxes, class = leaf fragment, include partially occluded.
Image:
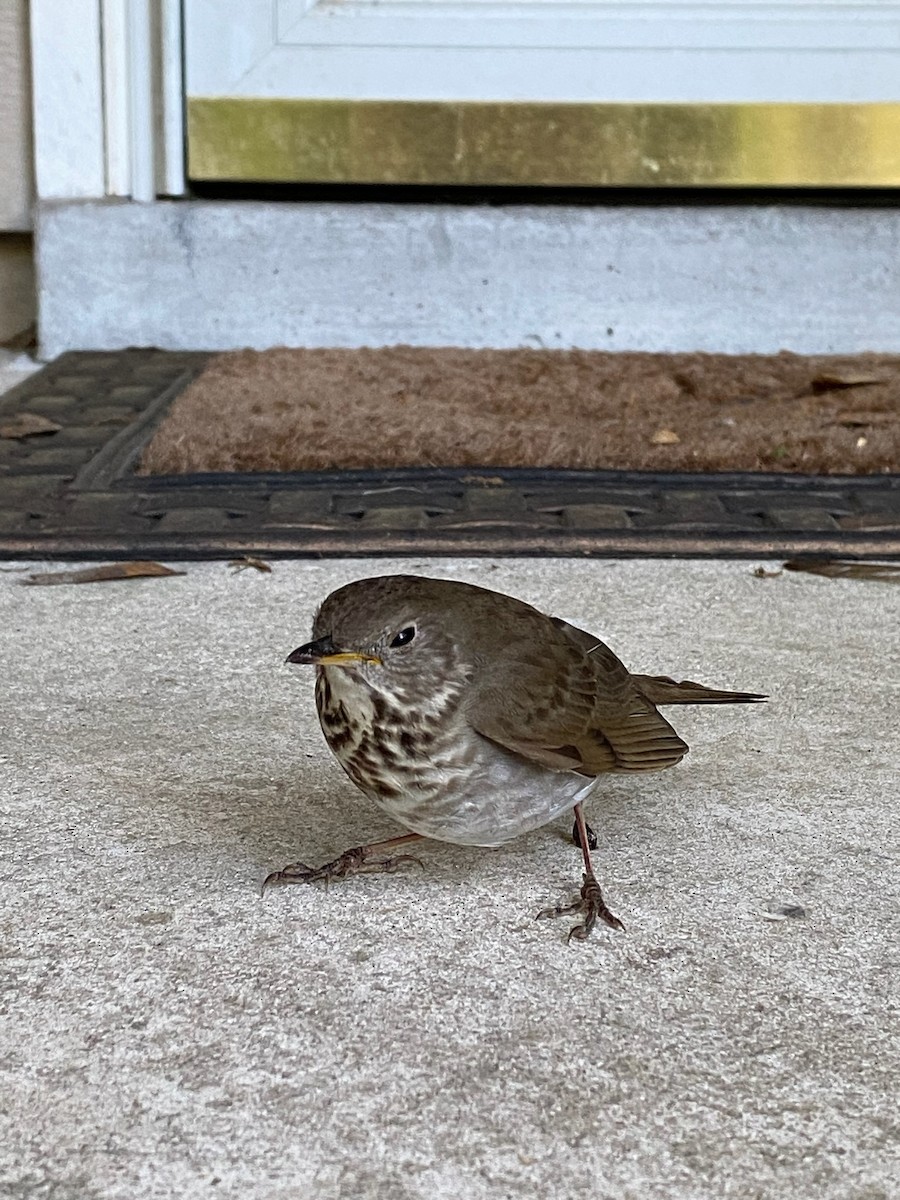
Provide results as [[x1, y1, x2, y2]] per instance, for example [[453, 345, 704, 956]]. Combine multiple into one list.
[[23, 561, 186, 586], [783, 558, 900, 583], [228, 557, 273, 574], [810, 372, 885, 393], [831, 411, 894, 428], [0, 413, 62, 439], [650, 428, 680, 445]]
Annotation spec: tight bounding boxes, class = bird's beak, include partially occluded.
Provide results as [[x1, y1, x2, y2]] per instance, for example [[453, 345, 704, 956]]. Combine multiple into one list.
[[285, 635, 382, 668]]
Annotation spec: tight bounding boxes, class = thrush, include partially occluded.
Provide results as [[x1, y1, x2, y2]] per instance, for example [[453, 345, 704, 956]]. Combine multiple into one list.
[[265, 575, 765, 941]]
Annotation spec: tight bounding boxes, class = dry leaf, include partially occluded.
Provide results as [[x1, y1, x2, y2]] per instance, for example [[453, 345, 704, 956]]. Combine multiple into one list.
[[460, 475, 505, 486], [23, 561, 186, 586], [228, 556, 272, 574], [651, 429, 680, 446], [832, 411, 895, 428], [810, 372, 885, 393], [0, 413, 62, 439], [836, 513, 898, 531], [783, 559, 900, 583], [751, 566, 783, 579]]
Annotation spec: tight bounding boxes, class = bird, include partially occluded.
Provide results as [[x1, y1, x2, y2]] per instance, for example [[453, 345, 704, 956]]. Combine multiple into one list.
[[264, 575, 766, 941]]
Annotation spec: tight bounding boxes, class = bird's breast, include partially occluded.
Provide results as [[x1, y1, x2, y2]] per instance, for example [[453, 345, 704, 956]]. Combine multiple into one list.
[[315, 665, 469, 798], [313, 666, 587, 847]]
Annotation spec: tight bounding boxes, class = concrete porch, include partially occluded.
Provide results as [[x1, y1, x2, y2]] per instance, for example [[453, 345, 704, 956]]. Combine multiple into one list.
[[1, 555, 897, 1199]]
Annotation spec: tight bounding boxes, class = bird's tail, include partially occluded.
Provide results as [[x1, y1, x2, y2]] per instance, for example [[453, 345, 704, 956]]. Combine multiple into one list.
[[633, 674, 767, 706]]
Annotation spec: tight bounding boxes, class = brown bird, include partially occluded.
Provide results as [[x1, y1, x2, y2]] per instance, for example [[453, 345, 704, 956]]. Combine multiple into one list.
[[265, 575, 765, 941]]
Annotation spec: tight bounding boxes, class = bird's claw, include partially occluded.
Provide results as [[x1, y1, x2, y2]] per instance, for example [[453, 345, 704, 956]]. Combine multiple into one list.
[[262, 847, 423, 895], [262, 847, 366, 893], [537, 872, 625, 943]]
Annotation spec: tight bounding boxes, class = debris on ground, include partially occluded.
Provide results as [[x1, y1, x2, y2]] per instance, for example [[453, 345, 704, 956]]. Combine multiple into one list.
[[0, 413, 62, 439], [22, 562, 186, 586], [810, 371, 885, 393], [783, 559, 900, 583], [228, 557, 273, 574]]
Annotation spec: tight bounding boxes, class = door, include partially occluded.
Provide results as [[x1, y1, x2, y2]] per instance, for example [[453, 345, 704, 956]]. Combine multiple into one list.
[[186, 0, 900, 185]]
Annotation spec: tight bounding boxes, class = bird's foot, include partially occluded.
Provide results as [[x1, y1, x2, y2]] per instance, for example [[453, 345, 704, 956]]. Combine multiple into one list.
[[537, 871, 625, 943], [262, 844, 423, 894]]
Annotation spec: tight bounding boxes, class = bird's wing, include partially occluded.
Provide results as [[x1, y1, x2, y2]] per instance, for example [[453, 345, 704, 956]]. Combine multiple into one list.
[[466, 616, 688, 776]]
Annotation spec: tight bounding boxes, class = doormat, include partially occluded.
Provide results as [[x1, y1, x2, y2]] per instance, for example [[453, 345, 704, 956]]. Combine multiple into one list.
[[140, 347, 900, 476], [1, 350, 898, 560]]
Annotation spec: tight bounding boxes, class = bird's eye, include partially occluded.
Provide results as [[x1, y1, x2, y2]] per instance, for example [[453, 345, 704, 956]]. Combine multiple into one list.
[[390, 626, 416, 648]]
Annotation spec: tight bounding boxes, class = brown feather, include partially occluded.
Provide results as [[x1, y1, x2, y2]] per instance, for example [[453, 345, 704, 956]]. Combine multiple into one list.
[[632, 675, 767, 706], [551, 615, 766, 706]]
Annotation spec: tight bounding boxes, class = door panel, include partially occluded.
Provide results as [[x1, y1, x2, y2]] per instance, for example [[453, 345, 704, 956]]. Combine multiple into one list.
[[185, 0, 900, 184]]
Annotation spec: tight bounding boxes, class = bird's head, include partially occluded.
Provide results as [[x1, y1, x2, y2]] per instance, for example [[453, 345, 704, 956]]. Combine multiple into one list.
[[285, 575, 472, 694]]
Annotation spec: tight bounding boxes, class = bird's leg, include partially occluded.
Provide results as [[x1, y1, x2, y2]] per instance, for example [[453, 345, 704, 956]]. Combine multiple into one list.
[[539, 803, 624, 942], [262, 832, 425, 894]]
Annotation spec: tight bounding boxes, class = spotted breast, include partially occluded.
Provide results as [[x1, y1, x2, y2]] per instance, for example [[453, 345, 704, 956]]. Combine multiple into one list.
[[314, 661, 591, 848]]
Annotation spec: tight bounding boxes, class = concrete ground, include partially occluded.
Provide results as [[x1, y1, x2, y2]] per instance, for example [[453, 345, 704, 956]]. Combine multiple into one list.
[[1, 556, 898, 1200]]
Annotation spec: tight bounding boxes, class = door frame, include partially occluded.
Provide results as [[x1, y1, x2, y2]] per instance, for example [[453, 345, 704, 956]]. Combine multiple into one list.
[[30, 0, 185, 201]]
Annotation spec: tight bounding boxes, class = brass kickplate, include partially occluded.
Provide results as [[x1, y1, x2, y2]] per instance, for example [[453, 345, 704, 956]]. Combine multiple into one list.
[[188, 100, 900, 188]]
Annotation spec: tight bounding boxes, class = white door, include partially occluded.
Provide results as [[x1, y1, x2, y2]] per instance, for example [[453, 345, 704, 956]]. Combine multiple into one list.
[[184, 0, 900, 185]]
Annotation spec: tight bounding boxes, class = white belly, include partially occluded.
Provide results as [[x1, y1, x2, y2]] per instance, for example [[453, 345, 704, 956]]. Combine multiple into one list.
[[375, 746, 597, 848]]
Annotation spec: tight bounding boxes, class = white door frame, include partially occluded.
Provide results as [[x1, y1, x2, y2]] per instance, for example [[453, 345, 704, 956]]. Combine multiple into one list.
[[30, 0, 185, 202]]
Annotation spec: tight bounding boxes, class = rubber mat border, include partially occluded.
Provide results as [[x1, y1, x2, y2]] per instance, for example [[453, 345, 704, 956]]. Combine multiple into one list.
[[1, 350, 898, 560]]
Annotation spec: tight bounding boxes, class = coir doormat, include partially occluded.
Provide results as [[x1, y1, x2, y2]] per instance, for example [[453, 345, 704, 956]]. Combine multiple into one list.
[[139, 348, 900, 476], [1, 349, 898, 559]]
